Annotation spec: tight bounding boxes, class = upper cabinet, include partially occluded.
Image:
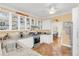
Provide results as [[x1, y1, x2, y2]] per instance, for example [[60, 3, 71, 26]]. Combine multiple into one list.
[[0, 8, 43, 31], [38, 20, 42, 29], [26, 17, 31, 30], [0, 11, 9, 30], [31, 18, 42, 30], [31, 19, 35, 26], [31, 18, 37, 30], [12, 14, 18, 30], [20, 16, 25, 30]]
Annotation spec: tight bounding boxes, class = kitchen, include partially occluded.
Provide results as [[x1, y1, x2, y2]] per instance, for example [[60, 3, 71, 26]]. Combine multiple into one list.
[[0, 3, 78, 56]]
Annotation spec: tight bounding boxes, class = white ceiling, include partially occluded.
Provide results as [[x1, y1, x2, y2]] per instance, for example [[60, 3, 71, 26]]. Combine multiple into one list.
[[0, 3, 79, 17]]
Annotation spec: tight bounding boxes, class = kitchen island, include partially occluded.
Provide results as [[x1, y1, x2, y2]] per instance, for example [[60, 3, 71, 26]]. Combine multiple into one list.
[[0, 32, 52, 56], [0, 39, 41, 56]]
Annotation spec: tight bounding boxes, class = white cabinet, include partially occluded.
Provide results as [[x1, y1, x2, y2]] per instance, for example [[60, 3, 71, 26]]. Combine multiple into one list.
[[42, 20, 51, 30], [0, 11, 9, 30], [31, 19, 35, 26], [12, 14, 18, 30], [0, 42, 2, 55], [0, 10, 42, 31], [31, 18, 36, 30], [26, 17, 31, 30], [20, 16, 25, 30], [18, 37, 34, 48], [40, 35, 53, 44], [38, 20, 42, 29], [31, 18, 42, 30]]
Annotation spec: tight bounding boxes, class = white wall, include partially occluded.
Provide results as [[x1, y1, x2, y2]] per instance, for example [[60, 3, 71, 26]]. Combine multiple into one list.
[[42, 20, 51, 30], [52, 22, 63, 38], [72, 7, 79, 56]]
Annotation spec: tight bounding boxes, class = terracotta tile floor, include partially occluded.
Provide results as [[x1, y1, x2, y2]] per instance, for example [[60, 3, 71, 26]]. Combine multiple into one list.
[[32, 37, 72, 56]]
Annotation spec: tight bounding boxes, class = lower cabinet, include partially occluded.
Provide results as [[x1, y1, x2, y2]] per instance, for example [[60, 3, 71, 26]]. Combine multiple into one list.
[[18, 37, 34, 48], [17, 35, 53, 49], [40, 35, 53, 44], [0, 43, 2, 55]]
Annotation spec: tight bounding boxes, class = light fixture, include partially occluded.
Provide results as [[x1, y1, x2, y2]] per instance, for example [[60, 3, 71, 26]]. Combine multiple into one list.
[[49, 7, 56, 14], [49, 11, 55, 14]]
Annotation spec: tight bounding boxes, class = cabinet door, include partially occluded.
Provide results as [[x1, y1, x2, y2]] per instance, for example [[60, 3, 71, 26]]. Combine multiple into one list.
[[18, 37, 34, 48], [31, 19, 35, 26], [38, 20, 42, 29], [40, 35, 53, 44], [35, 19, 37, 26], [20, 16, 25, 30], [12, 14, 18, 30], [26, 17, 31, 30], [0, 11, 9, 30], [31, 19, 34, 30]]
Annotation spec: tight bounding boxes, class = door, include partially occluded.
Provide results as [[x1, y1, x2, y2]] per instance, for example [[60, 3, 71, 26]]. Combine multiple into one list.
[[62, 21, 73, 55], [63, 22, 73, 47]]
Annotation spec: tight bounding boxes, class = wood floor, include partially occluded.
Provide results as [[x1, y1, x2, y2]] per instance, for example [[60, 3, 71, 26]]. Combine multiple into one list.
[[32, 37, 72, 56]]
